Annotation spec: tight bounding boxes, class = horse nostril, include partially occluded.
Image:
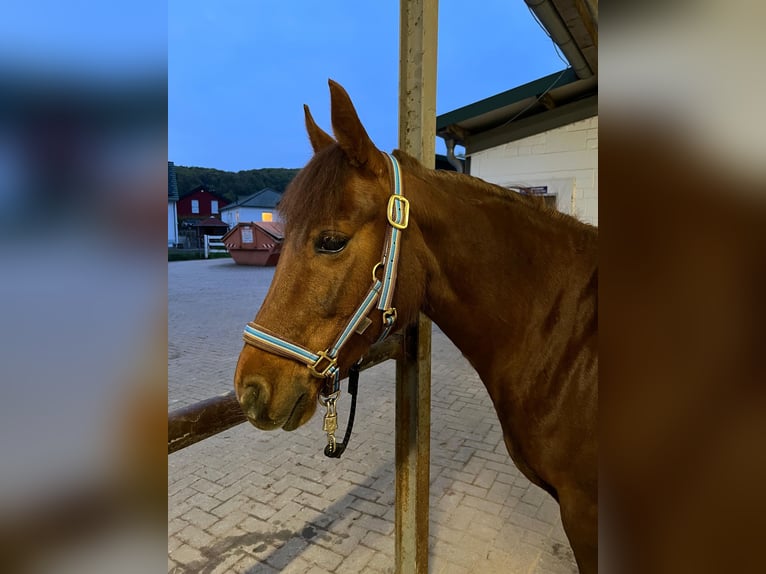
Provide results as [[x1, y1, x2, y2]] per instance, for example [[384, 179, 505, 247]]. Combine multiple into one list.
[[246, 381, 260, 403], [237, 375, 271, 419]]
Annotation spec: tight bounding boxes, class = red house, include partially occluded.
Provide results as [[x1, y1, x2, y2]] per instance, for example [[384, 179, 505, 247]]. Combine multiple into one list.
[[177, 185, 230, 222]]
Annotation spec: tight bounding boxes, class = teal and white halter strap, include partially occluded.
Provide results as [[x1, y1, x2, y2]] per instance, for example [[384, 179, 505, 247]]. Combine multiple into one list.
[[242, 152, 408, 394]]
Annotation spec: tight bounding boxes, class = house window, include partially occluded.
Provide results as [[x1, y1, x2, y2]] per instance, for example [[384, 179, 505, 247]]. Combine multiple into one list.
[[191, 199, 199, 214], [262, 212, 273, 222], [517, 186, 557, 210], [211, 200, 219, 214]]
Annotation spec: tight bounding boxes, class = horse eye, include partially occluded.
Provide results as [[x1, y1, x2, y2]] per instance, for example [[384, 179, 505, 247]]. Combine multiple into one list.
[[315, 233, 349, 254]]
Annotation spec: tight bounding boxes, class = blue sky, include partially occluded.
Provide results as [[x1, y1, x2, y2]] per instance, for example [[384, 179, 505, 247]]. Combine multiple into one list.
[[170, 1, 567, 171], [0, 1, 166, 77]]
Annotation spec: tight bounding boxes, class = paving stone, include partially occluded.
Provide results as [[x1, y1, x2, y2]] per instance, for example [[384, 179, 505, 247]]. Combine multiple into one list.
[[168, 517, 189, 538], [465, 520, 501, 543], [461, 493, 502, 515], [473, 467, 498, 489], [180, 507, 218, 531], [169, 486, 197, 508], [246, 501, 278, 521], [169, 542, 204, 566], [208, 521, 248, 540], [241, 559, 280, 574], [334, 544, 376, 574], [209, 553, 249, 574], [320, 523, 367, 557], [275, 556, 312, 574], [522, 486, 547, 507], [349, 497, 390, 517], [355, 513, 394, 536], [264, 536, 310, 571], [190, 476, 225, 497], [361, 530, 394, 556], [486, 479, 512, 504], [495, 542, 547, 571], [517, 500, 543, 518], [177, 523, 215, 548], [507, 511, 555, 536], [366, 551, 396, 573], [214, 482, 245, 503], [537, 497, 562, 524], [301, 542, 344, 571], [168, 534, 184, 554], [535, 541, 578, 574], [188, 491, 224, 512]]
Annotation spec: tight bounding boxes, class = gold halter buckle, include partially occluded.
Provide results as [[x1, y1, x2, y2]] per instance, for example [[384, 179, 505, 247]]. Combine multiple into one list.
[[387, 195, 410, 230], [308, 351, 337, 378]]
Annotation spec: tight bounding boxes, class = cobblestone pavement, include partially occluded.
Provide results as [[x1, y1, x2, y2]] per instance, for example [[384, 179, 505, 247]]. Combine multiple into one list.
[[169, 259, 577, 573]]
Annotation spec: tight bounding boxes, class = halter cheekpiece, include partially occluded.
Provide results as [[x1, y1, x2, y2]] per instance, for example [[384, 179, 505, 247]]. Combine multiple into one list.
[[241, 153, 408, 457]]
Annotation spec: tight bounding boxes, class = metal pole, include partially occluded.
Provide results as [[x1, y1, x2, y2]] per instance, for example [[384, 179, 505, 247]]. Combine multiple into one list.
[[396, 1, 437, 572]]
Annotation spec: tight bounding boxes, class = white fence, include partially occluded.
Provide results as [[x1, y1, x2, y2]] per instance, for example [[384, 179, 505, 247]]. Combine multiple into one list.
[[203, 234, 227, 259]]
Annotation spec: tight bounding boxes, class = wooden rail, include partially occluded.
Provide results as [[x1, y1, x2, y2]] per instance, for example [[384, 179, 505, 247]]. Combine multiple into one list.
[[168, 334, 403, 454]]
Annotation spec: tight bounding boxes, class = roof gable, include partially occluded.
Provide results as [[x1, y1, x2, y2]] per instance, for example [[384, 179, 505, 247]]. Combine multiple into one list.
[[222, 187, 282, 210], [181, 185, 230, 203], [168, 161, 179, 201]]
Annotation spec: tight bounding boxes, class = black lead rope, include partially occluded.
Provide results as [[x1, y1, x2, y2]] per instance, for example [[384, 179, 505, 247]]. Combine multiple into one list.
[[324, 363, 360, 458]]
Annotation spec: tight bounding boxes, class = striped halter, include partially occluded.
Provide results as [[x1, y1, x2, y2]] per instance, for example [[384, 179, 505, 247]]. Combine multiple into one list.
[[241, 153, 408, 455]]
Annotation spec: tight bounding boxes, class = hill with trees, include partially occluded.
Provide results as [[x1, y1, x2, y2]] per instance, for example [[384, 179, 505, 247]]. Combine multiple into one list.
[[174, 165, 300, 203]]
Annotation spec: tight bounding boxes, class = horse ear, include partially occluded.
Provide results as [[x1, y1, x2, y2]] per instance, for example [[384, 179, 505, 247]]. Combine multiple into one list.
[[303, 104, 334, 153], [328, 79, 385, 175]]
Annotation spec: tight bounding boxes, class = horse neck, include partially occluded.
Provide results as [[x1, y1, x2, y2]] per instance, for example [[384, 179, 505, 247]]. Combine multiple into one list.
[[405, 166, 597, 383]]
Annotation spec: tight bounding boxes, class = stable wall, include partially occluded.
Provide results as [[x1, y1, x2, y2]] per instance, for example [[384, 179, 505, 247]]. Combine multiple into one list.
[[468, 115, 598, 226]]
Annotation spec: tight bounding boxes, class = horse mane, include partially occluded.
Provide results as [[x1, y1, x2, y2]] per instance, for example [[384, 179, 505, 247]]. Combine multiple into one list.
[[392, 150, 543, 206], [391, 150, 593, 231], [278, 145, 350, 237], [279, 145, 594, 237]]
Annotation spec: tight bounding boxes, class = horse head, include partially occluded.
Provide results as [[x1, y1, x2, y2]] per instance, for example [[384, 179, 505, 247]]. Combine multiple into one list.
[[234, 80, 425, 431]]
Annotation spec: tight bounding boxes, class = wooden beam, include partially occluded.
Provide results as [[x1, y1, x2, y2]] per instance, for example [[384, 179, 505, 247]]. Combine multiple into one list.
[[168, 334, 403, 454], [466, 94, 598, 155], [396, 1, 437, 573]]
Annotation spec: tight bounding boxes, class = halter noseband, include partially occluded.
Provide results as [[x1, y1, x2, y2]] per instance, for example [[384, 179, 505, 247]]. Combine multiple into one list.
[[241, 153, 408, 456]]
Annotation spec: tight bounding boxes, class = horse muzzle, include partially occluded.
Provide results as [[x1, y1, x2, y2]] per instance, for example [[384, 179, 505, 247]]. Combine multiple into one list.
[[235, 374, 316, 431]]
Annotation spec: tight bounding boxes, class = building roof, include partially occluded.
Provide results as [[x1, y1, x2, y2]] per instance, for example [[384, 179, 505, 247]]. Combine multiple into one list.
[[222, 188, 282, 211], [181, 185, 229, 202], [194, 217, 228, 227], [436, 0, 598, 154], [168, 161, 179, 201], [437, 69, 597, 154], [256, 221, 284, 240]]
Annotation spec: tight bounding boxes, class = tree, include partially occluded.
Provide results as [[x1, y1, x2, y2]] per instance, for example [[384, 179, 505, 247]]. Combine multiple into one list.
[[174, 166, 300, 203]]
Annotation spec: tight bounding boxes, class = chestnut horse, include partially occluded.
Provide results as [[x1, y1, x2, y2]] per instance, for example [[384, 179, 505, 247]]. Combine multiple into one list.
[[234, 80, 597, 572]]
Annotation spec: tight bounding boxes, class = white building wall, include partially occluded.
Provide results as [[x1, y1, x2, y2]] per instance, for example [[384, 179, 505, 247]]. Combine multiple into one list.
[[468, 115, 598, 226], [221, 207, 281, 229], [168, 201, 178, 246]]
